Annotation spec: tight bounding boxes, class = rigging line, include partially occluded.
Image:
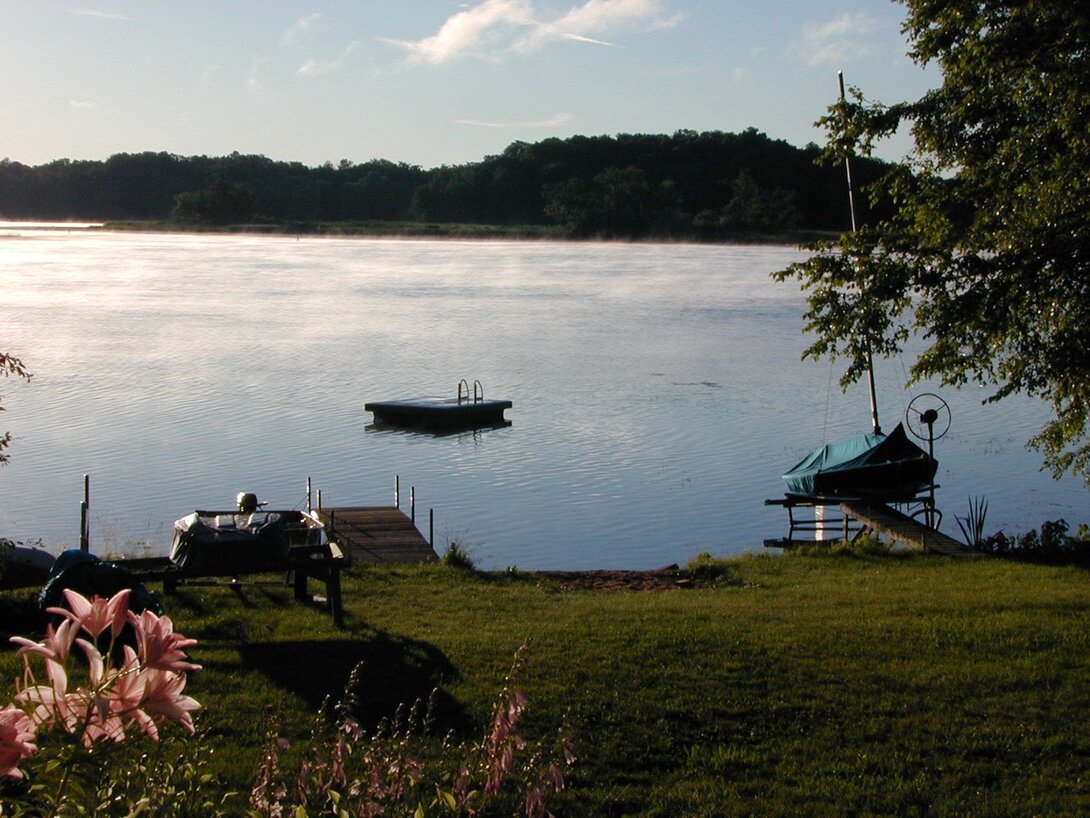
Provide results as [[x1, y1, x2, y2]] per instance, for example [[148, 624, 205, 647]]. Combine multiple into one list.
[[839, 70, 880, 435], [898, 353, 913, 419], [822, 354, 835, 444]]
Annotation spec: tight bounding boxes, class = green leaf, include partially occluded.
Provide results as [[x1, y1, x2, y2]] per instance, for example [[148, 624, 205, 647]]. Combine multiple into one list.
[[437, 787, 458, 811]]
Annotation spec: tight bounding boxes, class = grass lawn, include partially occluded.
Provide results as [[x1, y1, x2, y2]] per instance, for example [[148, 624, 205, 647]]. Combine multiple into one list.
[[3, 551, 1090, 816]]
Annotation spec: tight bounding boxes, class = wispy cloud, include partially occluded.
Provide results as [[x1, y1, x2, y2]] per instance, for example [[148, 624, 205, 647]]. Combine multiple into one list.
[[514, 0, 677, 53], [68, 99, 97, 110], [560, 33, 616, 47], [799, 13, 880, 67], [382, 0, 534, 64], [454, 113, 572, 129], [70, 9, 129, 20], [297, 41, 359, 76], [384, 0, 678, 64], [281, 12, 323, 46]]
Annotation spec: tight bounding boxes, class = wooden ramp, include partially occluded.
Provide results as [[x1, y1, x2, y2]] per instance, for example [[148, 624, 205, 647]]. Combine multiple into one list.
[[840, 501, 978, 557], [316, 507, 438, 564]]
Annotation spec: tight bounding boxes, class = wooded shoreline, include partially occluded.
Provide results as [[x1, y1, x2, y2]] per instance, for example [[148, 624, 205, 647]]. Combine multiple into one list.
[[1, 130, 887, 241], [97, 217, 834, 245]]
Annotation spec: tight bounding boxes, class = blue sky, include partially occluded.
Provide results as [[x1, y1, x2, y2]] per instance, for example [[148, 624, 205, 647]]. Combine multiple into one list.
[[1, 1, 937, 168]]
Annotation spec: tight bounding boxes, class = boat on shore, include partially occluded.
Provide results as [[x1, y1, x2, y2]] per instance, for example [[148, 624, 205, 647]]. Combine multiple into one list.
[[782, 422, 936, 502], [169, 500, 326, 575], [0, 545, 55, 590]]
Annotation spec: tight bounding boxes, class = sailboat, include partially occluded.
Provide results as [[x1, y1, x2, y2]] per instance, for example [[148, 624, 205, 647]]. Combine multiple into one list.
[[782, 423, 936, 501], [779, 72, 937, 505]]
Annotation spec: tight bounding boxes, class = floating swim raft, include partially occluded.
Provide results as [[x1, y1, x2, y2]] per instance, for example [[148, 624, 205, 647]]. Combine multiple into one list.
[[366, 380, 511, 432]]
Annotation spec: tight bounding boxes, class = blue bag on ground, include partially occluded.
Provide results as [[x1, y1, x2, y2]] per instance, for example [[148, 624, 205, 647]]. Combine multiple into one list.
[[39, 550, 164, 615]]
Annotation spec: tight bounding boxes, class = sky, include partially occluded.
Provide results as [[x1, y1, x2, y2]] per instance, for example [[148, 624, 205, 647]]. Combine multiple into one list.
[[1, 1, 938, 169]]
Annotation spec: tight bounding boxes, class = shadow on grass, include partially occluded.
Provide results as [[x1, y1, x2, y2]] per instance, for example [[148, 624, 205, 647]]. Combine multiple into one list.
[[237, 629, 469, 732], [0, 593, 47, 645]]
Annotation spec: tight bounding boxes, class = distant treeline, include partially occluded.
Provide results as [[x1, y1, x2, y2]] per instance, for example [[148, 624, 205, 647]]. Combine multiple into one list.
[[0, 129, 888, 239]]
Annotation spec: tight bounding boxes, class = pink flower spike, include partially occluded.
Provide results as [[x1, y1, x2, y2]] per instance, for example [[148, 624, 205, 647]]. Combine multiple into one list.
[[61, 588, 132, 639], [0, 705, 37, 780]]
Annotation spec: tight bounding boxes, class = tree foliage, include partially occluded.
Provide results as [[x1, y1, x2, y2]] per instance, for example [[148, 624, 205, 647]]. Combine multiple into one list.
[[0, 353, 30, 465], [0, 131, 888, 238], [775, 0, 1090, 482], [173, 177, 256, 224]]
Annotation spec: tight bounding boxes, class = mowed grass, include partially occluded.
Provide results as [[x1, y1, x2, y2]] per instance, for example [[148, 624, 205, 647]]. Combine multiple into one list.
[[3, 552, 1090, 816]]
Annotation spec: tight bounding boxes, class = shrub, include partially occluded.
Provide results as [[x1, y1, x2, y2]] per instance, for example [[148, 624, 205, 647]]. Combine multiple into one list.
[[686, 552, 734, 581], [976, 518, 1090, 561], [441, 541, 477, 572]]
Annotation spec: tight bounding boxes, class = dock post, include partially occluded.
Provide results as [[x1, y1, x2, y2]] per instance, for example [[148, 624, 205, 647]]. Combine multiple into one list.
[[79, 501, 88, 551], [306, 477, 312, 513], [80, 474, 90, 552], [429, 508, 434, 546], [317, 489, 323, 512], [410, 487, 415, 523], [395, 475, 400, 509]]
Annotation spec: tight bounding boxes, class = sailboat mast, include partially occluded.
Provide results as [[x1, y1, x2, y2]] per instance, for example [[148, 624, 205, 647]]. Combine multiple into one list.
[[839, 71, 858, 234], [839, 70, 881, 435]]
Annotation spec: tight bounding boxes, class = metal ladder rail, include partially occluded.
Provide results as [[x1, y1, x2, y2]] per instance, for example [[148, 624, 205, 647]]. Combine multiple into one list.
[[457, 379, 486, 404]]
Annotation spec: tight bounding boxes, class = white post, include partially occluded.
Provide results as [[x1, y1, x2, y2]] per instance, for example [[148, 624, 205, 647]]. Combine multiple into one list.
[[815, 506, 829, 541]]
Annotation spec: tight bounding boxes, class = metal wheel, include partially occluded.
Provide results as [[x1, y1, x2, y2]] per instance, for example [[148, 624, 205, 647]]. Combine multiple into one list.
[[909, 505, 944, 530], [905, 393, 952, 442]]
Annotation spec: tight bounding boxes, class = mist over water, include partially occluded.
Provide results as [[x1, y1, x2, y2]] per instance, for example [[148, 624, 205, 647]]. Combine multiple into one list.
[[0, 228, 1084, 568]]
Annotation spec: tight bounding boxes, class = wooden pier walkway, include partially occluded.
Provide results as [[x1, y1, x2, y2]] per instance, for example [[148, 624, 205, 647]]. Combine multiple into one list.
[[316, 507, 438, 564], [840, 501, 978, 557]]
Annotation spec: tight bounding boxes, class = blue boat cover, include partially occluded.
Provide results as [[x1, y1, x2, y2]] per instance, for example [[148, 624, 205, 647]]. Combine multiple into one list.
[[782, 423, 936, 500]]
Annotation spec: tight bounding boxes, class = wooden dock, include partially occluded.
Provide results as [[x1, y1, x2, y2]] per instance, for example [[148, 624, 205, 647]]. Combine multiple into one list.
[[840, 501, 979, 557], [315, 507, 438, 564]]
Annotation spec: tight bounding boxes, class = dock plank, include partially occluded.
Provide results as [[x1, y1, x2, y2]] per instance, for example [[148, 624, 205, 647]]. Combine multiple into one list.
[[840, 501, 979, 557], [316, 507, 438, 564]]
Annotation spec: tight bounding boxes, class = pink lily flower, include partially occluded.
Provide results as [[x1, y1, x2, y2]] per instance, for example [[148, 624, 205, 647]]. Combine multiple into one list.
[[76, 638, 125, 745], [80, 645, 155, 746], [10, 617, 79, 665], [107, 645, 157, 742], [15, 657, 79, 734], [141, 667, 201, 734], [129, 609, 202, 672], [0, 705, 37, 780], [49, 588, 132, 640]]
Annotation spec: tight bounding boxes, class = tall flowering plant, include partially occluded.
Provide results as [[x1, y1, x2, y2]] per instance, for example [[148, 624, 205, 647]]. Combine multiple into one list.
[[250, 641, 575, 818], [0, 588, 202, 814]]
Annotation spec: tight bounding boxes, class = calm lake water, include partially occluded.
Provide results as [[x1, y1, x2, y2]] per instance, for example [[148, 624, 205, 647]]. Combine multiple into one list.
[[0, 226, 1085, 569]]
